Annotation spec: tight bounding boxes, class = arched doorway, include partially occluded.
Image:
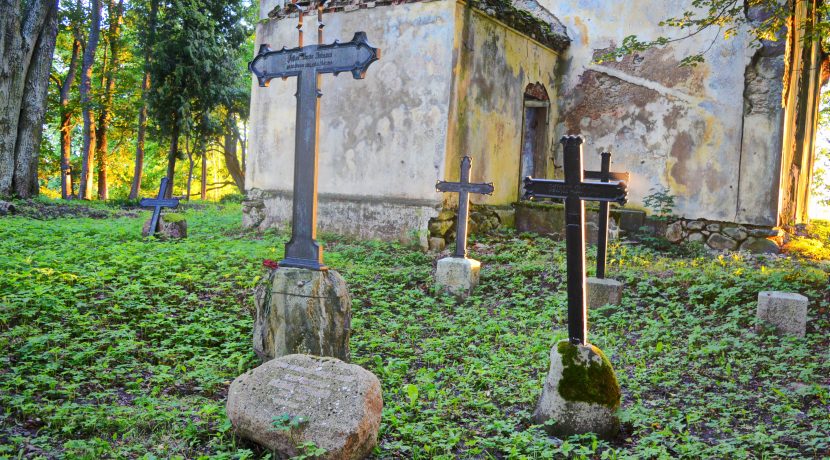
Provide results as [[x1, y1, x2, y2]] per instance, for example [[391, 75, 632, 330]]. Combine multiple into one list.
[[519, 83, 550, 198]]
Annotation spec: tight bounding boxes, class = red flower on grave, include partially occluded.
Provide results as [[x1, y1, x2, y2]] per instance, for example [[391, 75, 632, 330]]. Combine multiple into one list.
[[263, 259, 279, 269]]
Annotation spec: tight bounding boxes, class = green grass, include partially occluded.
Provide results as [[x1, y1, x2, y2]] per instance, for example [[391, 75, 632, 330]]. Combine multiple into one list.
[[1, 203, 828, 459]]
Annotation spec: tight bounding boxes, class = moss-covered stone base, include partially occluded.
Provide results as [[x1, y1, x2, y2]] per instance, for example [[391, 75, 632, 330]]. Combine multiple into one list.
[[533, 341, 621, 440], [141, 214, 187, 239]]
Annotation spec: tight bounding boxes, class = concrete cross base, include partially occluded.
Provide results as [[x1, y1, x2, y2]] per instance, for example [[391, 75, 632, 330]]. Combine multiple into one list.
[[533, 341, 621, 440], [587, 277, 623, 311], [253, 267, 352, 362], [756, 291, 809, 337], [435, 257, 481, 298]]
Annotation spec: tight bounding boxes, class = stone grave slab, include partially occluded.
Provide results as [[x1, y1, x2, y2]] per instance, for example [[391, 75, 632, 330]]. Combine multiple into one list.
[[227, 354, 382, 459]]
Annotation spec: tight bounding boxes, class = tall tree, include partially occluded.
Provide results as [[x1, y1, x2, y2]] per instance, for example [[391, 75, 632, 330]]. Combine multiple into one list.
[[78, 0, 102, 200], [147, 0, 248, 198], [55, 37, 81, 199], [128, 0, 157, 200], [0, 0, 60, 197], [94, 0, 124, 200]]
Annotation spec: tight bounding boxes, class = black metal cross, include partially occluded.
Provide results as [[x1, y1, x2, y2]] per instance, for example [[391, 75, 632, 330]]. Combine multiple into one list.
[[140, 177, 180, 237], [585, 152, 629, 279], [524, 136, 627, 345], [436, 156, 494, 258], [249, 32, 380, 270]]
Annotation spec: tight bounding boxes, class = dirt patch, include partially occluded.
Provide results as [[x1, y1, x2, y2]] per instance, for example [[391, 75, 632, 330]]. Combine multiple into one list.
[[7, 199, 142, 220]]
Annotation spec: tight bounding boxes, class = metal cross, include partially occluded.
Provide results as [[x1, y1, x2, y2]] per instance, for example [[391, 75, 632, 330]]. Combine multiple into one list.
[[436, 156, 495, 258], [249, 29, 380, 270], [140, 177, 180, 237], [524, 136, 628, 346], [584, 152, 629, 279]]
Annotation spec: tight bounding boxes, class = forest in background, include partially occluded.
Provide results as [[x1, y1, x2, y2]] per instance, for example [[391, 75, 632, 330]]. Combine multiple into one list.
[[37, 0, 256, 201]]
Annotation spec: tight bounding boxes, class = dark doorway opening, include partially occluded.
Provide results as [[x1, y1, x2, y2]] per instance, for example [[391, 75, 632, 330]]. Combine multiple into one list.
[[519, 83, 550, 198]]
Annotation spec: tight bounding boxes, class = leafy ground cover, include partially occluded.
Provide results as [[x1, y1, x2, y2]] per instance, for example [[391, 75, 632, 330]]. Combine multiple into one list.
[[1, 201, 828, 459]]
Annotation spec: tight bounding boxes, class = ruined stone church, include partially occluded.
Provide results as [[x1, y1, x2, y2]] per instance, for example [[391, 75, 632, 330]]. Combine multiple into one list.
[[243, 0, 824, 249]]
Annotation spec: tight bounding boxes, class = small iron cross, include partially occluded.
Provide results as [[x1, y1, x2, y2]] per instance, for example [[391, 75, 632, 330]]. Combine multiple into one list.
[[524, 136, 628, 346], [249, 32, 380, 270], [436, 156, 495, 258], [140, 177, 180, 237], [585, 152, 629, 279]]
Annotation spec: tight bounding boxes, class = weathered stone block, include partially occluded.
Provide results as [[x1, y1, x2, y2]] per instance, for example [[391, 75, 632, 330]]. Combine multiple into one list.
[[707, 233, 738, 250], [253, 268, 351, 362], [515, 202, 565, 237], [587, 277, 623, 311], [227, 354, 382, 459], [741, 237, 780, 254], [493, 208, 515, 228], [142, 213, 187, 239], [756, 291, 809, 337], [686, 220, 706, 231], [435, 257, 480, 298], [722, 226, 748, 241], [428, 237, 446, 252], [706, 223, 721, 232], [533, 341, 621, 440], [616, 209, 645, 234], [665, 221, 683, 243], [687, 232, 706, 243]]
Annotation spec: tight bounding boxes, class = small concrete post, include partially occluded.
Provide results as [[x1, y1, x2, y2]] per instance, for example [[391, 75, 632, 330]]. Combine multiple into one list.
[[587, 277, 623, 311], [756, 291, 809, 337]]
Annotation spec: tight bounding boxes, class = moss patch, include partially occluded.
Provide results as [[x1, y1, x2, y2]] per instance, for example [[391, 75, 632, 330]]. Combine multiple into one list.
[[557, 341, 621, 408], [162, 213, 186, 223]]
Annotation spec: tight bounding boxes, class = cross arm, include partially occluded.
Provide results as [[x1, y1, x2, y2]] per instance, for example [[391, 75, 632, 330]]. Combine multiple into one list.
[[523, 177, 628, 205], [249, 32, 380, 87], [584, 171, 630, 182], [436, 181, 495, 195], [140, 198, 180, 208]]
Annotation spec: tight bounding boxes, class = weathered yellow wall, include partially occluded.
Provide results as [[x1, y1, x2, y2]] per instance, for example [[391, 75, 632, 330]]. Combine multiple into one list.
[[445, 4, 560, 207]]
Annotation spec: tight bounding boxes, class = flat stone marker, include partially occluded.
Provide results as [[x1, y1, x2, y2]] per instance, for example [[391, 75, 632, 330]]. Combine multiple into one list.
[[756, 291, 809, 337], [227, 354, 382, 460], [436, 257, 481, 297], [254, 267, 351, 362], [587, 277, 623, 311]]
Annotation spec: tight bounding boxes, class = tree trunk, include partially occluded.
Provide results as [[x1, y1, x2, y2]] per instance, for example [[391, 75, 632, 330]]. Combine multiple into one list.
[[95, 0, 123, 200], [201, 149, 207, 200], [165, 117, 179, 198], [223, 114, 245, 193], [60, 39, 81, 199], [0, 0, 60, 198], [129, 0, 158, 200], [185, 136, 193, 201], [78, 0, 102, 200]]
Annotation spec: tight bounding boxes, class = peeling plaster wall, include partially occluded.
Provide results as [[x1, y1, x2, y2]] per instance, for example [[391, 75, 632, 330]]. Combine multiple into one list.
[[545, 1, 786, 226], [247, 1, 456, 242], [446, 4, 560, 206]]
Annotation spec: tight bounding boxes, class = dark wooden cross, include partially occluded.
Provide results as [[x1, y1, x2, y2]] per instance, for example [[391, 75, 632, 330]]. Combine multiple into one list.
[[249, 32, 380, 271], [584, 152, 629, 279], [140, 177, 180, 237], [436, 156, 494, 258], [523, 136, 628, 345]]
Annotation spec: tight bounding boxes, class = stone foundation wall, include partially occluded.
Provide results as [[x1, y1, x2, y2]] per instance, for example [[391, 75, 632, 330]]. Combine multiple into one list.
[[664, 219, 783, 253], [243, 188, 439, 248]]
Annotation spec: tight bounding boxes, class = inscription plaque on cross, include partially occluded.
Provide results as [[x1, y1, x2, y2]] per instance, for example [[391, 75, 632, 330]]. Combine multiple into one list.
[[524, 136, 628, 345], [249, 26, 380, 270], [584, 152, 629, 279], [140, 177, 180, 237], [436, 156, 495, 258]]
